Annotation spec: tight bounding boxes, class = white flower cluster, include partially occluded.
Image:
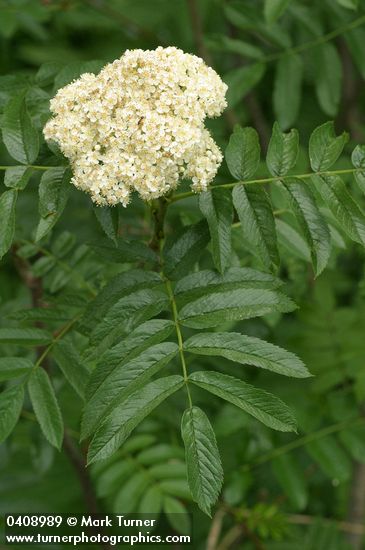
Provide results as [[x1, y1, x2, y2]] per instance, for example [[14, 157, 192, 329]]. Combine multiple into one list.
[[43, 47, 227, 206]]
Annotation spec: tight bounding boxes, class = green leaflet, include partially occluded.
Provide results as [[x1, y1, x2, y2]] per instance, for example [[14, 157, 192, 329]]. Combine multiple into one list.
[[81, 342, 179, 440], [2, 92, 39, 164], [4, 166, 33, 190], [0, 357, 33, 381], [275, 218, 311, 261], [312, 175, 365, 246], [207, 36, 263, 60], [94, 447, 188, 509], [51, 231, 76, 257], [184, 332, 310, 378], [0, 75, 29, 108], [181, 406, 223, 516], [0, 328, 52, 346], [28, 368, 64, 450], [38, 167, 69, 217], [352, 144, 365, 193], [306, 435, 351, 482], [264, 0, 292, 23], [87, 375, 184, 464], [45, 243, 90, 294], [0, 10, 17, 40], [0, 384, 24, 444], [280, 178, 331, 276], [163, 494, 189, 516], [9, 306, 71, 322], [35, 167, 71, 241], [114, 473, 185, 514], [164, 497, 191, 535], [139, 486, 162, 514], [35, 61, 63, 87], [345, 26, 365, 79], [327, 221, 346, 250], [190, 371, 297, 432], [31, 257, 56, 278], [272, 454, 308, 511], [158, 479, 191, 500], [78, 269, 163, 334], [0, 189, 17, 260], [122, 434, 157, 454], [53, 338, 90, 399], [309, 122, 348, 172], [113, 472, 151, 513], [95, 461, 136, 498], [137, 444, 184, 466], [163, 220, 210, 280], [86, 319, 175, 399], [148, 461, 185, 476], [16, 242, 39, 259], [273, 54, 302, 130], [337, 0, 358, 8], [315, 44, 342, 117], [339, 427, 365, 464], [93, 205, 119, 244], [224, 64, 265, 108], [232, 184, 279, 272], [225, 126, 260, 180], [86, 288, 169, 359], [89, 237, 157, 265], [266, 122, 299, 177], [199, 188, 233, 274], [179, 287, 296, 329], [174, 267, 282, 302], [224, 6, 291, 48]]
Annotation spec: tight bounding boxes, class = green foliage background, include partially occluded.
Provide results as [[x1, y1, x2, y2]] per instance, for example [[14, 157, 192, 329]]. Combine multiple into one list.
[[1, 0, 365, 549]]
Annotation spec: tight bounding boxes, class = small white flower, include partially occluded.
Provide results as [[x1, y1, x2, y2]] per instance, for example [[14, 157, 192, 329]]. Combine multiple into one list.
[[43, 47, 227, 206]]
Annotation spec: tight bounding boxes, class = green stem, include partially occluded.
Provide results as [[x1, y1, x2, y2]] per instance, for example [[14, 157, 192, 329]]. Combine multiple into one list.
[[170, 167, 361, 203], [32, 315, 81, 372], [261, 14, 365, 64], [149, 198, 193, 408], [0, 165, 50, 171], [243, 416, 365, 472], [165, 278, 193, 407]]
